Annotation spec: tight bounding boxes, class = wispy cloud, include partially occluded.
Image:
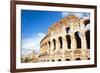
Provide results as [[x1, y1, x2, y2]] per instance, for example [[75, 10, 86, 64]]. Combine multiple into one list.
[[62, 12, 70, 17], [62, 12, 90, 19], [22, 33, 45, 56]]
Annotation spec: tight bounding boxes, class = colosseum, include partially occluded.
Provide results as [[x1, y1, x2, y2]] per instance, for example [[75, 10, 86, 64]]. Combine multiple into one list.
[[39, 15, 90, 62]]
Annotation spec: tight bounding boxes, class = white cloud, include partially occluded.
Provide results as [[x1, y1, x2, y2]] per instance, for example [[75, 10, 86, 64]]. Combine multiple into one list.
[[85, 24, 90, 30], [22, 33, 45, 56], [38, 33, 45, 37], [62, 12, 70, 17], [62, 12, 90, 19]]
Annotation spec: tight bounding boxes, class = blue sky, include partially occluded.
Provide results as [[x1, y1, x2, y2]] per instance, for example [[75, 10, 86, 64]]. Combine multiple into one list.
[[21, 10, 63, 39], [21, 10, 63, 55], [21, 9, 90, 56]]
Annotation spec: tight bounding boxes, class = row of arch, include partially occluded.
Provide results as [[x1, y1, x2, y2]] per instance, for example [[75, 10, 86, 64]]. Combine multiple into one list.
[[52, 30, 90, 50], [41, 57, 90, 62], [65, 26, 90, 49], [52, 36, 63, 50], [41, 30, 90, 50]]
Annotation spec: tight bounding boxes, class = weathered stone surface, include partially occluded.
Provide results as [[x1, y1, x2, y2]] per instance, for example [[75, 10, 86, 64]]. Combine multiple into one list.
[[39, 15, 90, 62]]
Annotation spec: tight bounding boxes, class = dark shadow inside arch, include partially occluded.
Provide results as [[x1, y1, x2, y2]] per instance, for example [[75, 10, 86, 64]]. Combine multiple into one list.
[[84, 19, 90, 26], [47, 59, 49, 61], [66, 35, 71, 49], [52, 59, 55, 62], [48, 41, 51, 48], [58, 37, 63, 49], [48, 41, 51, 53], [75, 58, 81, 60], [65, 59, 70, 61], [53, 39, 56, 50], [58, 59, 61, 61], [74, 31, 81, 49], [66, 27, 70, 33], [88, 58, 90, 60], [85, 30, 90, 49]]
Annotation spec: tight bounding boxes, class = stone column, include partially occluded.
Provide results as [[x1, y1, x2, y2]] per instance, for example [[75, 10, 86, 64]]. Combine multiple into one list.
[[80, 31, 87, 50], [70, 34, 76, 50], [56, 38, 60, 50], [50, 40, 53, 53], [70, 33, 76, 60], [62, 36, 67, 50], [47, 43, 49, 54], [80, 31, 87, 60], [47, 41, 50, 61], [42, 43, 44, 53], [44, 44, 46, 53], [49, 40, 53, 61], [62, 36, 67, 60]]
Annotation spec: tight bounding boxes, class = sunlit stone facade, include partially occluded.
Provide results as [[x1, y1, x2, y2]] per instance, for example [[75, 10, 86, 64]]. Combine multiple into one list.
[[39, 15, 90, 62]]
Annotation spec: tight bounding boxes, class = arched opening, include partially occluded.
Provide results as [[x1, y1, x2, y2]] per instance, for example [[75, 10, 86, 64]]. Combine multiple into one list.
[[48, 41, 51, 48], [75, 58, 81, 60], [58, 59, 61, 61], [88, 58, 90, 60], [66, 27, 70, 33], [85, 30, 90, 49], [52, 59, 55, 62], [53, 39, 56, 50], [42, 44, 44, 47], [84, 19, 90, 26], [74, 32, 81, 49], [40, 45, 42, 48], [47, 59, 49, 61], [66, 35, 71, 49], [58, 37, 63, 49], [65, 59, 70, 61], [45, 43, 47, 47]]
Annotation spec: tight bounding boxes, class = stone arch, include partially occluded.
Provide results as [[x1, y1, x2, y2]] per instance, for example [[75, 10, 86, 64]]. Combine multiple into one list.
[[45, 43, 47, 47], [53, 39, 56, 50], [65, 59, 70, 61], [75, 58, 81, 60], [85, 30, 90, 49], [66, 27, 70, 33], [84, 19, 90, 26], [42, 44, 44, 47], [88, 58, 90, 60], [58, 59, 61, 61], [74, 31, 81, 49], [52, 59, 55, 62], [48, 41, 51, 48], [58, 37, 63, 49], [47, 59, 49, 61], [66, 35, 71, 49]]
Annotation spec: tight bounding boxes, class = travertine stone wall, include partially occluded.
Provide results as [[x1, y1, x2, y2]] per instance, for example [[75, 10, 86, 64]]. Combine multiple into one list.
[[39, 15, 90, 62]]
